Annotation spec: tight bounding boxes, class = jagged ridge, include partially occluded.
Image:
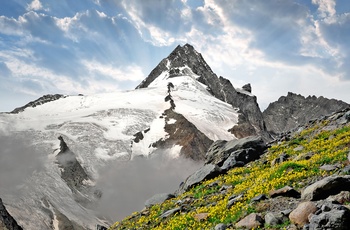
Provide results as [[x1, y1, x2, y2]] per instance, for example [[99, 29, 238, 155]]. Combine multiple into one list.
[[263, 92, 350, 135]]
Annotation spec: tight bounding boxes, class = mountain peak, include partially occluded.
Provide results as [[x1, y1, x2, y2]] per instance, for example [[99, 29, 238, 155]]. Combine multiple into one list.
[[136, 44, 214, 89]]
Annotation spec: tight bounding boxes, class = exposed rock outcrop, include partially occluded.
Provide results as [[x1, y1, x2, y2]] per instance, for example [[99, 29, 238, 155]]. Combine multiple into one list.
[[56, 136, 89, 192], [0, 198, 23, 230], [10, 94, 66, 113], [205, 135, 267, 166], [263, 92, 350, 135], [151, 108, 214, 161], [301, 175, 350, 201]]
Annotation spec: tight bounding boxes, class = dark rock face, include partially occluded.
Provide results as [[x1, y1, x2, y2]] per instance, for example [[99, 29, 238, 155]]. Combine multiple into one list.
[[56, 136, 89, 191], [0, 198, 23, 230], [176, 164, 223, 194], [152, 109, 213, 161], [205, 136, 267, 166], [10, 94, 65, 113], [263, 92, 350, 134], [136, 44, 270, 141]]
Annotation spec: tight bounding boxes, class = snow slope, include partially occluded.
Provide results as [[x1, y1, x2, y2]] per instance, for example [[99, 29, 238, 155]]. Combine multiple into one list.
[[0, 74, 239, 229]]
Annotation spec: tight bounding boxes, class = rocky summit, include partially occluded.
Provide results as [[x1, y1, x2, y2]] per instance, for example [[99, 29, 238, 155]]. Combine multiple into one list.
[[0, 44, 349, 230]]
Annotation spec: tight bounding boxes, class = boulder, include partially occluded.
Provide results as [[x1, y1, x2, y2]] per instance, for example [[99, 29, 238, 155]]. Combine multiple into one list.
[[251, 194, 268, 202], [214, 223, 227, 230], [176, 164, 223, 194], [205, 136, 266, 166], [160, 207, 181, 219], [194, 213, 209, 221], [301, 176, 350, 201], [269, 186, 300, 198], [326, 191, 350, 204], [235, 213, 264, 229], [145, 193, 175, 207], [265, 212, 285, 226], [309, 209, 350, 230], [289, 201, 318, 227], [319, 164, 339, 172]]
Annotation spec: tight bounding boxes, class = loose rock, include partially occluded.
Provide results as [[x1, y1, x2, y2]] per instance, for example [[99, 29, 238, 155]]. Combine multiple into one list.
[[235, 213, 264, 229], [301, 175, 350, 201], [289, 201, 318, 227]]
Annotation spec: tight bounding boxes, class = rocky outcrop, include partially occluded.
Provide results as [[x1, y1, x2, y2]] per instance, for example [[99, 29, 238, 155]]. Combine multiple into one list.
[[10, 94, 66, 113], [136, 44, 271, 141], [176, 164, 223, 194], [56, 136, 89, 192], [301, 175, 350, 201], [0, 198, 23, 230], [145, 193, 175, 208], [205, 136, 267, 167], [263, 92, 350, 135], [151, 108, 213, 161]]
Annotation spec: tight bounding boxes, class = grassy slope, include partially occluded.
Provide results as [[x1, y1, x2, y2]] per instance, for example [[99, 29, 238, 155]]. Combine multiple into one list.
[[110, 118, 350, 229]]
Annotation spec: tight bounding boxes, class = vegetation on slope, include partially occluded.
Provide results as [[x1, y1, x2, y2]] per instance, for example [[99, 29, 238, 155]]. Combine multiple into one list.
[[110, 116, 350, 229]]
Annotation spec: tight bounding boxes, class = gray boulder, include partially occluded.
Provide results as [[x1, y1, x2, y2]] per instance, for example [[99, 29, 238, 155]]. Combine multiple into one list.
[[309, 209, 350, 230], [205, 136, 266, 166], [301, 175, 350, 201], [177, 164, 223, 194], [145, 193, 175, 207], [160, 207, 181, 219]]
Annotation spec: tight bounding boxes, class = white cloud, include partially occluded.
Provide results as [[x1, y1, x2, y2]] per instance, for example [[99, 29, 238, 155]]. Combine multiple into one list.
[[82, 60, 145, 82], [0, 16, 24, 36], [312, 0, 336, 20], [27, 0, 43, 11]]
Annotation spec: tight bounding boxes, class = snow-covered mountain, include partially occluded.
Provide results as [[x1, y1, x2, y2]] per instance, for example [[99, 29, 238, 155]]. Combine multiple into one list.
[[0, 44, 247, 229]]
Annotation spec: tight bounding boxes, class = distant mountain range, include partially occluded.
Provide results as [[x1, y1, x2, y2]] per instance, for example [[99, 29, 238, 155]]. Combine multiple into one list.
[[0, 44, 349, 229]]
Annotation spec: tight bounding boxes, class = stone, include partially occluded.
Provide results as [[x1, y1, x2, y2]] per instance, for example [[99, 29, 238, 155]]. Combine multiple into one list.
[[220, 154, 245, 172], [205, 136, 267, 166], [269, 186, 300, 198], [145, 193, 175, 207], [251, 194, 268, 202], [265, 212, 283, 226], [301, 175, 350, 201], [227, 194, 243, 209], [326, 191, 350, 204], [293, 146, 304, 151], [160, 207, 181, 219], [194, 213, 209, 221], [214, 223, 227, 230], [235, 213, 264, 229], [342, 165, 350, 174], [319, 164, 338, 171], [309, 209, 350, 230], [289, 201, 318, 227], [176, 164, 223, 194]]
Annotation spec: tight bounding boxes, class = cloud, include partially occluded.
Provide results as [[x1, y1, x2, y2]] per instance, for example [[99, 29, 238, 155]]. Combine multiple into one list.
[[94, 154, 202, 221], [0, 133, 45, 196], [27, 0, 43, 11], [312, 0, 336, 19], [82, 60, 145, 82]]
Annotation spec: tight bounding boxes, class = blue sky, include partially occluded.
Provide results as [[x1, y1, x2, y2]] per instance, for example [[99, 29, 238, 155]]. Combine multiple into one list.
[[1, 0, 350, 112]]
